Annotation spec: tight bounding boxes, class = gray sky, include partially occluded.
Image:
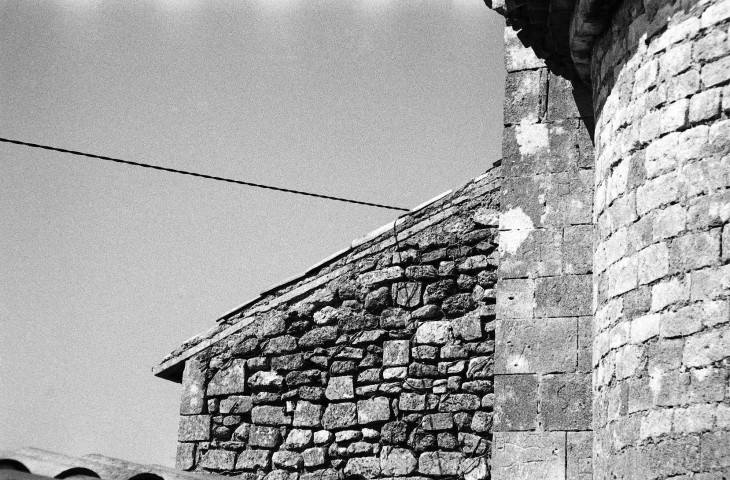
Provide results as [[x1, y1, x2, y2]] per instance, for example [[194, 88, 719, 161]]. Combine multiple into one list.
[[0, 0, 504, 466]]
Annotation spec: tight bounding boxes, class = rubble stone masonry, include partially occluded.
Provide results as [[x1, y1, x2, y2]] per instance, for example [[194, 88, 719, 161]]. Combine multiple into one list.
[[167, 169, 501, 480], [592, 0, 730, 478]]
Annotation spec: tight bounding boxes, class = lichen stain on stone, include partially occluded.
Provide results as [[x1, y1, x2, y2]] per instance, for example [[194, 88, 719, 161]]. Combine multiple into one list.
[[515, 121, 549, 156], [499, 207, 534, 255]]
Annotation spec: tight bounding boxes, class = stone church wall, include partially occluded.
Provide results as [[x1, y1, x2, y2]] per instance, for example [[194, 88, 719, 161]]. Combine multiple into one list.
[[591, 0, 730, 478], [170, 168, 501, 480]]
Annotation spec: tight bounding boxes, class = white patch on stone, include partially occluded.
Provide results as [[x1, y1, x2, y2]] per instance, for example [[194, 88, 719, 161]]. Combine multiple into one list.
[[499, 207, 534, 255], [649, 369, 663, 400], [515, 121, 549, 156]]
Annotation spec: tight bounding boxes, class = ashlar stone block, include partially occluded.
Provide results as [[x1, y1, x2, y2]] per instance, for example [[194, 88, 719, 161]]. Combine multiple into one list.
[[494, 375, 538, 431], [180, 356, 206, 415], [540, 373, 592, 430], [496, 317, 577, 374], [492, 431, 566, 480]]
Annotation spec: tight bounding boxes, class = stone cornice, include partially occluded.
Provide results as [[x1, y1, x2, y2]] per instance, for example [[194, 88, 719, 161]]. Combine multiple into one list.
[[485, 0, 622, 84]]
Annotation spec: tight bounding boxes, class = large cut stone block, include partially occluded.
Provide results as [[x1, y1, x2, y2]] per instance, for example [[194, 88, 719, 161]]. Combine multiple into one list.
[[175, 443, 195, 470], [180, 355, 206, 414], [567, 431, 592, 480], [496, 278, 535, 320], [495, 317, 577, 374], [494, 375, 538, 431], [492, 432, 566, 480], [207, 359, 246, 396], [535, 275, 591, 317], [540, 374, 592, 430], [178, 415, 210, 441]]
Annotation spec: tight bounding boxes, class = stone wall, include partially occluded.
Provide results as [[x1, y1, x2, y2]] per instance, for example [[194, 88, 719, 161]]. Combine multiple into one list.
[[487, 21, 596, 480], [169, 169, 501, 480], [592, 0, 730, 478]]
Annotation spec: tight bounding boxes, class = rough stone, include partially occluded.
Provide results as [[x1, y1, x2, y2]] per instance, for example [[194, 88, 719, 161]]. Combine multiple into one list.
[[418, 452, 463, 476], [357, 397, 391, 424], [207, 359, 247, 396], [178, 415, 211, 441], [236, 450, 271, 470], [379, 447, 417, 476], [199, 450, 236, 471], [321, 402, 358, 430]]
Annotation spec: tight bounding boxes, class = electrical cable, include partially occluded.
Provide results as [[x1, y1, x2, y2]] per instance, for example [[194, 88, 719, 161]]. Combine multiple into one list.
[[0, 137, 409, 212]]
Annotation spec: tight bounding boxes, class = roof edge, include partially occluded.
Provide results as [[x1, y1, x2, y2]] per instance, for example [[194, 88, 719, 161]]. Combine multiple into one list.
[[153, 166, 502, 382]]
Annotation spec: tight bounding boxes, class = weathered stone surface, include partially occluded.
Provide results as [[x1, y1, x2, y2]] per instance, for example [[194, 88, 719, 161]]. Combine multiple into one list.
[[381, 421, 408, 445], [251, 405, 291, 426], [236, 450, 271, 470], [418, 451, 463, 475], [175, 442, 195, 470], [249, 370, 284, 389], [357, 397, 391, 424], [301, 469, 338, 480], [439, 394, 481, 412], [344, 457, 381, 479], [392, 282, 422, 307], [467, 357, 493, 379], [379, 447, 417, 476], [249, 424, 282, 448], [492, 432, 565, 479], [207, 359, 246, 396], [219, 395, 253, 415], [365, 287, 390, 313], [286, 369, 323, 387], [452, 315, 482, 341], [200, 450, 236, 470], [359, 267, 404, 286], [321, 402, 357, 430], [325, 376, 354, 400], [380, 308, 413, 329], [421, 413, 454, 430], [399, 393, 427, 411], [299, 326, 338, 349], [541, 374, 592, 430], [180, 356, 206, 415], [293, 400, 323, 427], [383, 340, 410, 366], [494, 375, 537, 431], [272, 451, 303, 470], [302, 447, 326, 467], [414, 321, 453, 345], [264, 335, 298, 355], [285, 428, 313, 449], [178, 415, 211, 441]]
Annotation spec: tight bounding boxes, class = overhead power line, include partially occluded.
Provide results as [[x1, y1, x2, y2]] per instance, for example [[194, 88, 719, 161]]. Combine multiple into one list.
[[0, 137, 409, 212]]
